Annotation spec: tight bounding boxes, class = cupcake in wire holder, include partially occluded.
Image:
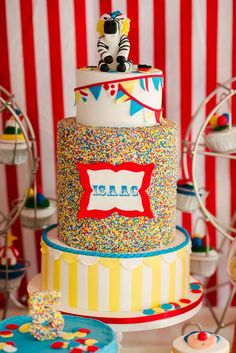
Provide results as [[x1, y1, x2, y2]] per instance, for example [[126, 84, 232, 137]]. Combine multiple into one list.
[[205, 113, 236, 154], [20, 188, 56, 230], [0, 111, 28, 165], [177, 179, 208, 213], [190, 217, 220, 278]]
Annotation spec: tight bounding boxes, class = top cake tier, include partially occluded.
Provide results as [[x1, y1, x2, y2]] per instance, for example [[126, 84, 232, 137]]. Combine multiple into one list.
[[75, 67, 163, 127]]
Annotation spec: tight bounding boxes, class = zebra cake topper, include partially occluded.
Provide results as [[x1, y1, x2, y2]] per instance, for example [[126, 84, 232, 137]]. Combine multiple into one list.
[[97, 11, 133, 72]]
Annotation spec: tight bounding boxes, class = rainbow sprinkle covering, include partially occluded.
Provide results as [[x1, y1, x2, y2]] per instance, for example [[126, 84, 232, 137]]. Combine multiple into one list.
[[57, 117, 177, 253]]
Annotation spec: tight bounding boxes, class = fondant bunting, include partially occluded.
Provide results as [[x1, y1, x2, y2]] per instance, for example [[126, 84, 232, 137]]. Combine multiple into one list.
[[76, 77, 163, 119], [74, 91, 80, 105], [115, 89, 130, 104], [130, 100, 143, 116], [80, 89, 88, 103], [119, 80, 136, 94], [140, 78, 146, 91], [152, 77, 163, 91], [89, 85, 102, 100]]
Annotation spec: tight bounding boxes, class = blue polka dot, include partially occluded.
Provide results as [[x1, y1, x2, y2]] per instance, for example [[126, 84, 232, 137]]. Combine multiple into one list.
[[190, 283, 201, 290], [161, 303, 174, 311], [69, 342, 80, 348], [143, 309, 155, 315]]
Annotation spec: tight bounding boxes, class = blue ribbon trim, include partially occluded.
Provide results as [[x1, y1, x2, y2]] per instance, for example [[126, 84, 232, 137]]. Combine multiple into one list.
[[42, 224, 190, 259]]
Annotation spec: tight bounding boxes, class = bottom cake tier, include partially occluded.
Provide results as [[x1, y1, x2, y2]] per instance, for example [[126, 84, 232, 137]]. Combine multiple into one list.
[[38, 224, 191, 314]]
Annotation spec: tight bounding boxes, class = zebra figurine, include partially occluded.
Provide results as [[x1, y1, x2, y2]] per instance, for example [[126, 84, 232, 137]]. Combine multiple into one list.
[[97, 11, 133, 72]]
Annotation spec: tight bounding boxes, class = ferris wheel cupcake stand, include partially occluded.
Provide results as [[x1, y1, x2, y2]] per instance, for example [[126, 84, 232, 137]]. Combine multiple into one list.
[[180, 76, 236, 333], [0, 85, 39, 319]]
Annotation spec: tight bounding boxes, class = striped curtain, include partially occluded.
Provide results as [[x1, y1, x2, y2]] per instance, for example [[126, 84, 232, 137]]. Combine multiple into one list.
[[0, 0, 235, 306]]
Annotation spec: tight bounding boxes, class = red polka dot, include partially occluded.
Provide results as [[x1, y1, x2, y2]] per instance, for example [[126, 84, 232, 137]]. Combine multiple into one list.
[[0, 330, 13, 336], [170, 302, 179, 308], [191, 289, 202, 294], [79, 328, 91, 334], [70, 349, 83, 353], [51, 342, 64, 349], [180, 298, 191, 304], [75, 338, 86, 344], [111, 84, 115, 88], [5, 324, 19, 330], [103, 83, 109, 90], [6, 342, 15, 346], [110, 90, 116, 96], [87, 347, 99, 352]]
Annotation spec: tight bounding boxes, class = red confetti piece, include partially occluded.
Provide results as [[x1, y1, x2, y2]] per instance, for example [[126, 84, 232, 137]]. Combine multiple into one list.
[[170, 302, 179, 308], [51, 342, 64, 349], [0, 330, 13, 336], [87, 346, 99, 352], [191, 289, 202, 294], [5, 324, 19, 330], [70, 349, 83, 353], [78, 328, 91, 334], [110, 90, 116, 96], [75, 338, 86, 344], [180, 298, 191, 304], [6, 342, 15, 346]]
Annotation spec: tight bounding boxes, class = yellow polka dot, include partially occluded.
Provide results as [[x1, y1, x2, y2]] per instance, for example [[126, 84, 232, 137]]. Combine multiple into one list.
[[85, 339, 98, 346], [0, 343, 5, 349], [153, 307, 165, 314], [19, 323, 30, 333], [62, 342, 69, 348], [61, 332, 75, 340], [74, 331, 87, 338]]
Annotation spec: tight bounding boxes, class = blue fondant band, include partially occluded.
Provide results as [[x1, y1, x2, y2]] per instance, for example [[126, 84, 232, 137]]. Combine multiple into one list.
[[42, 224, 190, 258]]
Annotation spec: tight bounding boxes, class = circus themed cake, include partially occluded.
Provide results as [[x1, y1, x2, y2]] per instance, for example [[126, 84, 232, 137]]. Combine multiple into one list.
[[29, 11, 202, 326]]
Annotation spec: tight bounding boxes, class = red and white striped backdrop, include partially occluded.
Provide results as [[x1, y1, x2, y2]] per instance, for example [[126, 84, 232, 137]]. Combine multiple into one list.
[[0, 0, 235, 305]]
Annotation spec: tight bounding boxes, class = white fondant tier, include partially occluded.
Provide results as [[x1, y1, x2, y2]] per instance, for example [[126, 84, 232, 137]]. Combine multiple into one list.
[[75, 67, 163, 127], [39, 225, 191, 314]]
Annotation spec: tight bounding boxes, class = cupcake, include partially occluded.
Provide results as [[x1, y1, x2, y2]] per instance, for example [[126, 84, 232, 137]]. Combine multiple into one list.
[[20, 188, 56, 229], [190, 233, 220, 277], [172, 331, 230, 353], [205, 113, 236, 154], [0, 233, 26, 290], [177, 179, 208, 213], [0, 112, 28, 165]]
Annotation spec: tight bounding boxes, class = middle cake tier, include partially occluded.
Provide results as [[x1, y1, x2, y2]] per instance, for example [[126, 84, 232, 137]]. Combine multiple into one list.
[[57, 117, 177, 253]]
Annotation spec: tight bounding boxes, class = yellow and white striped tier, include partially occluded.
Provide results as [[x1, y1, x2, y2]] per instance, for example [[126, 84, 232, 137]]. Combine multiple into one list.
[[41, 225, 191, 313]]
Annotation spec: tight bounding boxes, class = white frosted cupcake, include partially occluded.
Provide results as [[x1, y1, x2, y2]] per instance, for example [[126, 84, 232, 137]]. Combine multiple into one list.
[[0, 114, 28, 165], [172, 331, 230, 353], [205, 113, 236, 154], [190, 234, 220, 277], [21, 189, 56, 230], [177, 179, 208, 213]]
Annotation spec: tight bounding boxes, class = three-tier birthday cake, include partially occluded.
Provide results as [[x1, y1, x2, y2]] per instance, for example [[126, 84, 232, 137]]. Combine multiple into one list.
[[29, 10, 203, 329]]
